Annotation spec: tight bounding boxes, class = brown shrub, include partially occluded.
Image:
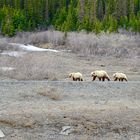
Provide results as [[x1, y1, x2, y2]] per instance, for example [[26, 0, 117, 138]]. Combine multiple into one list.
[[37, 87, 62, 100], [66, 32, 140, 58], [1, 31, 140, 58], [0, 119, 16, 127], [0, 118, 37, 128], [1, 52, 60, 80], [3, 30, 65, 46]]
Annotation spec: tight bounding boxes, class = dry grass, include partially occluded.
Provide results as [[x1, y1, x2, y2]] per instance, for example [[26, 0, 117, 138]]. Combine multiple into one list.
[[0, 119, 16, 127], [0, 52, 61, 80], [37, 86, 62, 100], [47, 113, 131, 137], [66, 32, 140, 57], [47, 103, 137, 136], [0, 118, 37, 128], [0, 30, 140, 58], [2, 30, 65, 46], [21, 119, 37, 128], [0, 41, 22, 52]]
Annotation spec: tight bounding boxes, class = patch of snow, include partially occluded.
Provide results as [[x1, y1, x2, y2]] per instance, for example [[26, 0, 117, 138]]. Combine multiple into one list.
[[0, 67, 15, 71], [0, 130, 5, 138], [1, 51, 25, 57], [9, 43, 60, 52]]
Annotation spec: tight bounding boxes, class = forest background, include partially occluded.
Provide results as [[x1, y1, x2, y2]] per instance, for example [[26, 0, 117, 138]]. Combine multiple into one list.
[[0, 0, 140, 36]]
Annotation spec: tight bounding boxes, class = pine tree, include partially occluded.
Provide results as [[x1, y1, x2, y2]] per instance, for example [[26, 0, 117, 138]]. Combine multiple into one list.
[[53, 7, 67, 30], [96, 0, 105, 20], [2, 19, 15, 36], [108, 16, 118, 32], [63, 3, 77, 31], [119, 16, 129, 29], [93, 19, 103, 34]]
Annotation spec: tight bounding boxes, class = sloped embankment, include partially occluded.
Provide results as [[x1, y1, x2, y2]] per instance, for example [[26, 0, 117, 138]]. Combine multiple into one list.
[[0, 81, 140, 139]]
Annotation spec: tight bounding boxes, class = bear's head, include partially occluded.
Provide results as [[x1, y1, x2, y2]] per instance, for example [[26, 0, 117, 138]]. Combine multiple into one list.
[[69, 73, 73, 78], [91, 71, 96, 77], [113, 73, 116, 78]]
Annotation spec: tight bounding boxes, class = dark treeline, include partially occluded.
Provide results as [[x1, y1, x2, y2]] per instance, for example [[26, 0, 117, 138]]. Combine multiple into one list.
[[0, 0, 140, 36]]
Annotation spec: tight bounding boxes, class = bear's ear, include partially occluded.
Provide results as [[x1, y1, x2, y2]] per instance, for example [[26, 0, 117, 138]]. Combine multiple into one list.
[[69, 73, 72, 78], [92, 72, 95, 75], [91, 72, 95, 76], [113, 74, 116, 77]]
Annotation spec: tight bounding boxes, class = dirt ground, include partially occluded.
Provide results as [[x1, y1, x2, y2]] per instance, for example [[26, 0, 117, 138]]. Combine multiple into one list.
[[0, 46, 140, 140]]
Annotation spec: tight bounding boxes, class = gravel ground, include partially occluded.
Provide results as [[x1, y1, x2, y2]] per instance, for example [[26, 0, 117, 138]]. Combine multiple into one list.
[[0, 81, 140, 140]]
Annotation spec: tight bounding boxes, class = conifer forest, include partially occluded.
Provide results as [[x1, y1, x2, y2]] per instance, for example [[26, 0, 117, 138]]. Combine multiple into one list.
[[0, 0, 140, 36]]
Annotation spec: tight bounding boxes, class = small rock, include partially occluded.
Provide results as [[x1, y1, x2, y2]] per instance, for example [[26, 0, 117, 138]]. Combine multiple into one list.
[[0, 129, 5, 137], [60, 126, 74, 135]]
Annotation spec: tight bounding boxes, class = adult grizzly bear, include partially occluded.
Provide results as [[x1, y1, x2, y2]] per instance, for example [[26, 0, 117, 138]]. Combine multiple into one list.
[[69, 72, 83, 81], [91, 70, 110, 81], [113, 72, 127, 81]]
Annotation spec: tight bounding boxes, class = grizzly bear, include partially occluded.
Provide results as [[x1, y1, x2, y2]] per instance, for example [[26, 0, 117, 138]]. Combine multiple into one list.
[[113, 72, 127, 81], [91, 70, 110, 81], [69, 72, 83, 81]]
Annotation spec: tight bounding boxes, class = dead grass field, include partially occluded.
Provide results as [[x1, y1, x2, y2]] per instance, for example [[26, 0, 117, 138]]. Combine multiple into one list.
[[0, 31, 139, 81]]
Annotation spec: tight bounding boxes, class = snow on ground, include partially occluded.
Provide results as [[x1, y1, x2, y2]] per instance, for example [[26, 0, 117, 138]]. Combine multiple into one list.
[[0, 130, 5, 138], [0, 43, 60, 57], [9, 43, 60, 52], [1, 51, 26, 57], [0, 67, 15, 71]]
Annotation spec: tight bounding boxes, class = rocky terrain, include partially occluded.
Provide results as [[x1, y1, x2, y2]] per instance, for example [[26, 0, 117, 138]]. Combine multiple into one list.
[[0, 80, 140, 140]]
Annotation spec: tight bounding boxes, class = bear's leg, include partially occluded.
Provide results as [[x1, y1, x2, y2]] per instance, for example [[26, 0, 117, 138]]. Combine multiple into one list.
[[106, 77, 110, 81], [98, 77, 101, 81], [124, 78, 127, 81], [73, 77, 75, 81], [102, 77, 105, 81], [92, 76, 96, 81], [114, 78, 117, 81], [120, 78, 123, 81]]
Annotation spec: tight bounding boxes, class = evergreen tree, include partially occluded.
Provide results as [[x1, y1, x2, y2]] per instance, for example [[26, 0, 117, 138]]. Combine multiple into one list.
[[93, 19, 103, 34], [62, 1, 77, 31], [2, 19, 15, 36]]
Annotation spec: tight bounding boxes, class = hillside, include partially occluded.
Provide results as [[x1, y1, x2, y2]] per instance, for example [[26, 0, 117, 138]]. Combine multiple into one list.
[[0, 30, 140, 139]]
